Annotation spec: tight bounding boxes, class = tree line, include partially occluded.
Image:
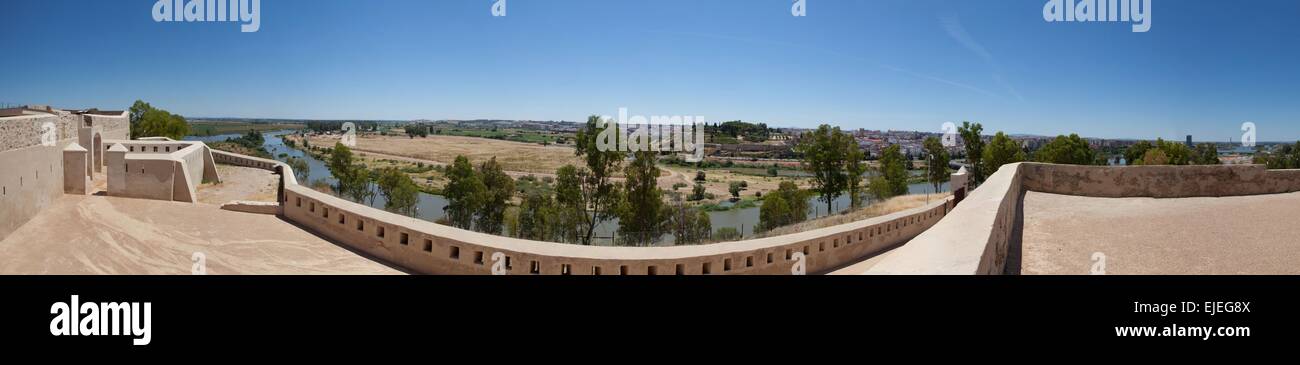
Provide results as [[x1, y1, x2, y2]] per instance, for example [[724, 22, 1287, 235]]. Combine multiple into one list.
[[442, 116, 711, 246]]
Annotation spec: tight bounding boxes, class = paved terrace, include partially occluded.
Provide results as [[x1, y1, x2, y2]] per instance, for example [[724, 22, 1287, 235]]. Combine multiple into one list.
[[0, 169, 401, 275], [1022, 191, 1300, 275]]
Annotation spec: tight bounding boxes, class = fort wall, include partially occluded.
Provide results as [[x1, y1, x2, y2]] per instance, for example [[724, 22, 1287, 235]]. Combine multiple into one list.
[[105, 140, 221, 203], [0, 110, 128, 241], [859, 163, 1300, 275]]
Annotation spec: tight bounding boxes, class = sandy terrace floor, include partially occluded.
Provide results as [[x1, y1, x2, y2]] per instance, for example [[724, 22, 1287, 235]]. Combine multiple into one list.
[[1021, 191, 1300, 275], [195, 164, 279, 204], [0, 195, 403, 275]]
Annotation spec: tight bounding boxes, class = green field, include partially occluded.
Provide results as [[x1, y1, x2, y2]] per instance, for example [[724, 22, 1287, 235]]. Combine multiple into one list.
[[188, 121, 305, 136], [431, 127, 568, 144]]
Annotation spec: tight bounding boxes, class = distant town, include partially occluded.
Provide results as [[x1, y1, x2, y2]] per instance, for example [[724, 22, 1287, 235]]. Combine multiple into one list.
[[190, 116, 1278, 166]]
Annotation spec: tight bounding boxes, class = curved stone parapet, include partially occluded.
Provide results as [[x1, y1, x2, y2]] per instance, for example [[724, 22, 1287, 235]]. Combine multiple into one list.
[[210, 148, 954, 275], [857, 163, 1300, 275]]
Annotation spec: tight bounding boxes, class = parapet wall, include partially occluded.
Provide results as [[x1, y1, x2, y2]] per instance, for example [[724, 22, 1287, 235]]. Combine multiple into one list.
[[213, 148, 955, 275], [860, 163, 1300, 275], [106, 140, 220, 203]]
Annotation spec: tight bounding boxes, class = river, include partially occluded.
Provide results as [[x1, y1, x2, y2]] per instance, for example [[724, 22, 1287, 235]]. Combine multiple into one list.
[[187, 130, 948, 245]]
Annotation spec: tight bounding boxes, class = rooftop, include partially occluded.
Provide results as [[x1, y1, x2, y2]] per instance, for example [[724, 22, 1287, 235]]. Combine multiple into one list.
[[1021, 191, 1300, 275]]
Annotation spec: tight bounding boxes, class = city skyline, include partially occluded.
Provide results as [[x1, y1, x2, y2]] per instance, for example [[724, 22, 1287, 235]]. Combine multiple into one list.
[[3, 0, 1299, 141]]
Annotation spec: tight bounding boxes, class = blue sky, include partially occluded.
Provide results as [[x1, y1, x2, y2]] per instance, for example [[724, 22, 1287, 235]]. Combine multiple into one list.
[[3, 0, 1299, 141]]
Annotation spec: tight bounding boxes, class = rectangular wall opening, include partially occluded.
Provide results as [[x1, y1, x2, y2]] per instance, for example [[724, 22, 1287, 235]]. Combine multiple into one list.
[[449, 246, 460, 260], [423, 239, 433, 252]]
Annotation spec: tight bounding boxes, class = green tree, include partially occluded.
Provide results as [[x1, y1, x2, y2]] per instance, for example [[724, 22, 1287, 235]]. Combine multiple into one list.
[[1033, 134, 1095, 165], [617, 151, 666, 246], [667, 194, 712, 245], [868, 144, 909, 201], [1141, 149, 1171, 165], [689, 182, 707, 201], [1124, 140, 1154, 165], [759, 181, 808, 231], [983, 132, 1026, 172], [957, 121, 986, 187], [568, 115, 626, 245], [286, 157, 310, 183], [353, 168, 378, 206], [377, 167, 420, 216], [1193, 143, 1221, 165], [728, 181, 746, 201], [476, 157, 515, 235], [845, 140, 867, 209], [1150, 139, 1191, 165], [517, 190, 557, 241], [759, 191, 791, 232], [129, 100, 190, 140], [1253, 142, 1300, 169], [553, 165, 586, 243], [327, 143, 372, 203], [443, 155, 485, 230], [923, 136, 951, 193], [796, 125, 853, 214]]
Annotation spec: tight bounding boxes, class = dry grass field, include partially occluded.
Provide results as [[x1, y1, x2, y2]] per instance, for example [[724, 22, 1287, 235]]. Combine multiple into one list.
[[302, 133, 582, 174]]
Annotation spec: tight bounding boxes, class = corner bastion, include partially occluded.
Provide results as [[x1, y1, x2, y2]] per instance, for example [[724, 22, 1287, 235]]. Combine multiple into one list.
[[853, 163, 1300, 275]]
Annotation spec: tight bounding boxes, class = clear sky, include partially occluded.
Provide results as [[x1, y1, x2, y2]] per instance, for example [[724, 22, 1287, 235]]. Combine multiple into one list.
[[3, 0, 1299, 141]]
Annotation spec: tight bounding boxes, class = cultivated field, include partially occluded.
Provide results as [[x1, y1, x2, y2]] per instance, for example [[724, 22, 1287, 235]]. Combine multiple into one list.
[[301, 134, 583, 174], [189, 121, 305, 136]]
